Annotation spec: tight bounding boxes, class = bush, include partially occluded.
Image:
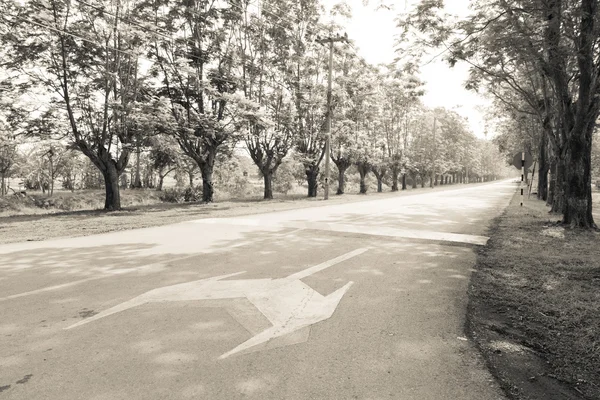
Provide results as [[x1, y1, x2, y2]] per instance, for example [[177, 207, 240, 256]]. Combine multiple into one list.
[[159, 186, 202, 203], [159, 188, 184, 203], [213, 155, 252, 197], [273, 161, 296, 195], [183, 186, 202, 202]]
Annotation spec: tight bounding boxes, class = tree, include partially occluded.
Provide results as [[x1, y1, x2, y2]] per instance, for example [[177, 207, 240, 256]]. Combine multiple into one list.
[[0, 132, 19, 196], [378, 65, 424, 191], [398, 0, 600, 228], [331, 50, 372, 195], [139, 0, 243, 203], [234, 0, 297, 200], [59, 150, 84, 191], [1, 0, 149, 210], [287, 3, 328, 198], [149, 139, 179, 191]]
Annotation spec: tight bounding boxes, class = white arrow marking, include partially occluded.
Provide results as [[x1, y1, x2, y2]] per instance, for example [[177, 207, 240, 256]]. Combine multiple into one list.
[[65, 248, 369, 359]]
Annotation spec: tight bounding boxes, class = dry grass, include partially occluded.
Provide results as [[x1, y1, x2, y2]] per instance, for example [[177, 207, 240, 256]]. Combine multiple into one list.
[[0, 189, 164, 216], [468, 188, 600, 400]]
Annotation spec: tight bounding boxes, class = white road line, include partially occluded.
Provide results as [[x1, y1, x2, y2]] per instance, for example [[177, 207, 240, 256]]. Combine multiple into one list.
[[283, 222, 490, 246], [197, 219, 489, 245], [0, 276, 104, 302], [285, 248, 369, 281]]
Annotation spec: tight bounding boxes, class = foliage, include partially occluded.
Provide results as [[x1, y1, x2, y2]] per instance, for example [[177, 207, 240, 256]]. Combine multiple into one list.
[[158, 186, 202, 203], [272, 159, 295, 195], [1, 0, 150, 209], [397, 0, 600, 227], [213, 154, 251, 198]]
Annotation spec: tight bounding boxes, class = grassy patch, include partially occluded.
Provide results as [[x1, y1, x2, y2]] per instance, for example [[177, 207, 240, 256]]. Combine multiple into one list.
[[467, 188, 600, 400], [0, 189, 164, 216]]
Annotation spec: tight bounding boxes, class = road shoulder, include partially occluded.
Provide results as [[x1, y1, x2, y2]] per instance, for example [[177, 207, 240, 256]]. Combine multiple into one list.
[[466, 189, 600, 400]]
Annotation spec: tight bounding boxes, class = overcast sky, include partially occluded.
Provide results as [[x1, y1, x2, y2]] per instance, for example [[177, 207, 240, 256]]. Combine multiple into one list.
[[336, 0, 492, 139]]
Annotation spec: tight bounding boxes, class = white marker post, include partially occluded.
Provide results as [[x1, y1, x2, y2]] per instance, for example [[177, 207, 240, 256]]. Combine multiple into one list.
[[521, 151, 525, 206]]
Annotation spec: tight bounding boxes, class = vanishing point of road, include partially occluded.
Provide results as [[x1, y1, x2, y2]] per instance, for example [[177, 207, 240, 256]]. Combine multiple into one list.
[[0, 180, 516, 400]]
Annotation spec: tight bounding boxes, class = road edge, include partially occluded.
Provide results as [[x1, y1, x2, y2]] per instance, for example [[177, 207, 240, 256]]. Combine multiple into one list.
[[463, 188, 587, 400]]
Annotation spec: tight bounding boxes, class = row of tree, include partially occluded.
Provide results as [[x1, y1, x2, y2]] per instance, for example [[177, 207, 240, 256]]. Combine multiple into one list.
[[0, 0, 508, 209], [398, 0, 600, 228]]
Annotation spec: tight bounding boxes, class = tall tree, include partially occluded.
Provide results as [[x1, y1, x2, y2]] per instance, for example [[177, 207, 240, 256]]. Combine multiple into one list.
[[378, 65, 424, 191], [1, 0, 148, 210], [141, 0, 243, 202], [235, 0, 296, 199]]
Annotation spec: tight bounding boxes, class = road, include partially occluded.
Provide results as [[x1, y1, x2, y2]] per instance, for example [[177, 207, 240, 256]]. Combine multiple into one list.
[[0, 180, 516, 400]]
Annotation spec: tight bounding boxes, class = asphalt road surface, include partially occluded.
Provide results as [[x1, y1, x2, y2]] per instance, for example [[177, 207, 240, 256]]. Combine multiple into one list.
[[0, 180, 516, 400]]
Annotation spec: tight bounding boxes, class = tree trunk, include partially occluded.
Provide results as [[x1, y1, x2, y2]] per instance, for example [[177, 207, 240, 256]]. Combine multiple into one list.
[[102, 162, 121, 211], [132, 141, 142, 189], [372, 166, 386, 193], [411, 173, 417, 189], [306, 167, 319, 197], [334, 161, 350, 195], [563, 123, 595, 228], [357, 163, 369, 194], [201, 164, 214, 203], [263, 170, 274, 200], [188, 170, 194, 187], [547, 160, 556, 207], [402, 173, 407, 190], [0, 175, 4, 196], [391, 165, 400, 192], [538, 130, 549, 201], [157, 175, 165, 191], [550, 158, 565, 214]]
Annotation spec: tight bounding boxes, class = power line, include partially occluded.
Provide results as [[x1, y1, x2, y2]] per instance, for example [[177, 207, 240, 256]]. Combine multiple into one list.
[[4, 2, 370, 107]]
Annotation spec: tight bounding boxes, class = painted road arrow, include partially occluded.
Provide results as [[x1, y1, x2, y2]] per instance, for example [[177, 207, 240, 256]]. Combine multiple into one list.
[[65, 248, 369, 359]]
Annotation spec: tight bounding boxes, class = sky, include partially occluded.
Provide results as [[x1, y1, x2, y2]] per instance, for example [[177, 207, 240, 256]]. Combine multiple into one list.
[[336, 0, 492, 139]]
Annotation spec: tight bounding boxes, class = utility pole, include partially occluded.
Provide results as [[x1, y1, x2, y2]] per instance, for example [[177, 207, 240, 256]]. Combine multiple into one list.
[[431, 116, 436, 188], [316, 32, 348, 200]]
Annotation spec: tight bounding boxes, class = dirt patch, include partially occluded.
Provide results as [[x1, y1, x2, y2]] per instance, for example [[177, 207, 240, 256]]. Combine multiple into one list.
[[78, 309, 98, 319], [16, 375, 32, 385], [466, 189, 600, 400]]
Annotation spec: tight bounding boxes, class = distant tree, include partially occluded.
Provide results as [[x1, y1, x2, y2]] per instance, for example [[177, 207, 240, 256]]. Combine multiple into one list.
[[398, 0, 600, 228], [149, 137, 180, 191], [0, 132, 19, 196], [272, 158, 295, 195]]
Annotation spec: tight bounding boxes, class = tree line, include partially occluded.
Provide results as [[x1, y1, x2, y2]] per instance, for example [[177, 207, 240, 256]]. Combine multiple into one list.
[[0, 0, 508, 208], [398, 0, 600, 229]]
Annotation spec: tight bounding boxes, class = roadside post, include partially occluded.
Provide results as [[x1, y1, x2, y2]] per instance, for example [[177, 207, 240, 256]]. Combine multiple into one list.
[[512, 151, 533, 206]]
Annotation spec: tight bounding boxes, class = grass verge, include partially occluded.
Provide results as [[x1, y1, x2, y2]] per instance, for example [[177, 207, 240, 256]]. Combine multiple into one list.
[[466, 188, 600, 400]]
